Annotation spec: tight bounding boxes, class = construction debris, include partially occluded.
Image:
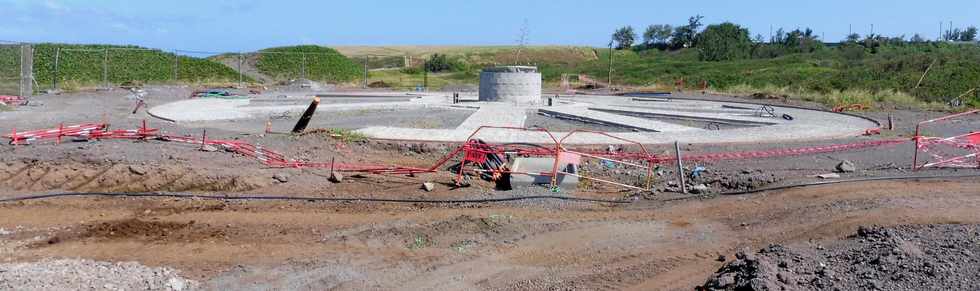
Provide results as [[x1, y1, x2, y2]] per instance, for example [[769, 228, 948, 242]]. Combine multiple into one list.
[[128, 165, 147, 176], [817, 173, 841, 179], [328, 171, 344, 183], [273, 173, 290, 183], [836, 160, 856, 173], [422, 182, 436, 192]]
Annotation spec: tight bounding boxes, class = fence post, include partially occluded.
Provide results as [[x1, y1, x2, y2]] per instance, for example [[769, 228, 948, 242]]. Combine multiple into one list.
[[238, 51, 244, 88], [301, 53, 307, 80], [53, 47, 60, 91], [363, 55, 368, 88], [20, 44, 33, 97], [102, 48, 109, 90], [674, 141, 687, 194], [173, 50, 179, 82]]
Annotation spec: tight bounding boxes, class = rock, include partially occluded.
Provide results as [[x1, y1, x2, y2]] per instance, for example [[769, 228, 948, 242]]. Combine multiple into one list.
[[328, 171, 343, 183], [422, 182, 436, 192], [836, 160, 856, 173], [272, 173, 289, 183], [715, 273, 736, 287], [128, 165, 147, 176], [690, 184, 709, 194], [166, 277, 187, 291], [817, 173, 841, 179], [200, 144, 219, 152]]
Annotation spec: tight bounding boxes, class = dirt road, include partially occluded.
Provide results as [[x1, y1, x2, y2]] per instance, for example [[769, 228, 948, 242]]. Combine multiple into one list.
[[2, 178, 978, 290]]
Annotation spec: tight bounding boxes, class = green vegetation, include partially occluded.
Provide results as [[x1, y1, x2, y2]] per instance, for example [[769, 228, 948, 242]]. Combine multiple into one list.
[[30, 44, 242, 90], [695, 23, 752, 61], [0, 45, 22, 95], [569, 43, 980, 107], [256, 45, 362, 83], [611, 26, 637, 49]]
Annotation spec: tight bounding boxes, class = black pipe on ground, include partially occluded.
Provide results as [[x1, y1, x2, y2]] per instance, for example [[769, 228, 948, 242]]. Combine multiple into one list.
[[291, 97, 320, 133]]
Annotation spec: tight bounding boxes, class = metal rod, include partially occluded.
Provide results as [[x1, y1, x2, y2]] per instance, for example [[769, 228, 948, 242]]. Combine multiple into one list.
[[675, 141, 687, 193]]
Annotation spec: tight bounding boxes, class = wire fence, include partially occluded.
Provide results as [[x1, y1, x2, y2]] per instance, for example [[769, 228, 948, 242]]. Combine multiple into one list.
[[0, 41, 444, 96], [0, 41, 27, 97]]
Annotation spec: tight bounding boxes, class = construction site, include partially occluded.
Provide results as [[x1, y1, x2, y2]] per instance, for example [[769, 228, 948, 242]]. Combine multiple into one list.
[[2, 26, 980, 290]]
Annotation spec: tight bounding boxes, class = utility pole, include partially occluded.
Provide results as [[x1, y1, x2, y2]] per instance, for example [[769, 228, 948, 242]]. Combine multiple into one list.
[[939, 22, 943, 41]]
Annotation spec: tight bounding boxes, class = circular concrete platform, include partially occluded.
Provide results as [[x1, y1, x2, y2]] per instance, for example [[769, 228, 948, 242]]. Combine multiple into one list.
[[148, 92, 878, 145]]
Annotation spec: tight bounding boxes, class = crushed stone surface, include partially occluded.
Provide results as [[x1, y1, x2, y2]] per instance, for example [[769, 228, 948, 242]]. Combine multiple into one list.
[[0, 259, 198, 291]]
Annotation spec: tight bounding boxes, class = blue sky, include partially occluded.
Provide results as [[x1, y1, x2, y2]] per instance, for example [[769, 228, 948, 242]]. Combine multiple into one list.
[[1, 0, 977, 53]]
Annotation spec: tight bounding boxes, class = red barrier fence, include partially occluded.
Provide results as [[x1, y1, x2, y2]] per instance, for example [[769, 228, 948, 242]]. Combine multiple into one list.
[[5, 119, 934, 191], [913, 110, 980, 170], [0, 95, 25, 106]]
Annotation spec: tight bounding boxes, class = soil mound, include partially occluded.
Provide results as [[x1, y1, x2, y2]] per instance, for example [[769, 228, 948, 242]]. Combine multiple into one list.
[[701, 224, 980, 290]]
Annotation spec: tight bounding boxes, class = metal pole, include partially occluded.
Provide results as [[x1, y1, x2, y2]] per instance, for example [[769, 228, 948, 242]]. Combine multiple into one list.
[[103, 48, 109, 89], [53, 47, 60, 91], [674, 141, 687, 193]]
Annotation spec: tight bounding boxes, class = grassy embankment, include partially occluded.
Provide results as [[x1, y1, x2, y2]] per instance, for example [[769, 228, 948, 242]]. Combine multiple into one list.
[[28, 44, 245, 91], [339, 44, 980, 109]]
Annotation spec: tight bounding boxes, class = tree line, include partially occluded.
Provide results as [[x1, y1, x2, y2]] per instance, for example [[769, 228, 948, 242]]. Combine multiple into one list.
[[610, 16, 979, 61]]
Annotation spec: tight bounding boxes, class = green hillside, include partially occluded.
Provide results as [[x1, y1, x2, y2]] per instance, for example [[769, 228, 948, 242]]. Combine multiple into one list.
[[567, 43, 980, 105], [255, 45, 363, 83], [31, 44, 243, 90]]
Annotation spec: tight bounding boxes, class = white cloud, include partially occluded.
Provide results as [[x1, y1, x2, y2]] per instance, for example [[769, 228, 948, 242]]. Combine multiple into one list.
[[42, 0, 70, 14]]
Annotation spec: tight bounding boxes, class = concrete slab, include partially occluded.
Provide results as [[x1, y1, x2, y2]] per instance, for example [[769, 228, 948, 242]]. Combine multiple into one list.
[[539, 107, 702, 132], [455, 103, 528, 131]]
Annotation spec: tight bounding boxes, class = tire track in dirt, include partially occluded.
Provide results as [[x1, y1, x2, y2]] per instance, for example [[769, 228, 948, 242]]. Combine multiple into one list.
[[0, 162, 269, 194]]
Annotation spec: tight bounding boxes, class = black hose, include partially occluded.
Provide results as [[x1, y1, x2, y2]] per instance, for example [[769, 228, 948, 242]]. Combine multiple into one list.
[[719, 172, 980, 196], [0, 192, 631, 204], [1, 173, 977, 205]]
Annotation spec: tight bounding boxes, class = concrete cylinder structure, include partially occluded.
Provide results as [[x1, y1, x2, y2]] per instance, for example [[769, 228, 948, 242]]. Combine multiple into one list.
[[479, 66, 541, 105]]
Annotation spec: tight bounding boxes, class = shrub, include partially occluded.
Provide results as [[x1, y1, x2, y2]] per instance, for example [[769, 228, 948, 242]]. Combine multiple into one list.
[[695, 22, 752, 61]]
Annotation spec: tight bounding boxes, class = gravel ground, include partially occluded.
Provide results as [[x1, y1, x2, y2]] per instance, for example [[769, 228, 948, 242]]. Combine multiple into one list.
[[701, 224, 980, 290], [0, 259, 198, 290]]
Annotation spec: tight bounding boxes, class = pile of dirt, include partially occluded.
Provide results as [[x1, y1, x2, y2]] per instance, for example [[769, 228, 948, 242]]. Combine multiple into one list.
[[701, 224, 980, 290], [40, 218, 228, 246]]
